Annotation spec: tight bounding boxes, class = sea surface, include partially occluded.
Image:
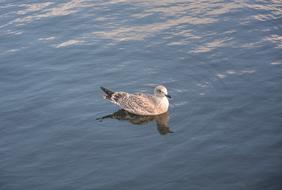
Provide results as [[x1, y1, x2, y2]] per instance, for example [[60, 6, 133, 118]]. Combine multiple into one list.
[[1, 0, 282, 190]]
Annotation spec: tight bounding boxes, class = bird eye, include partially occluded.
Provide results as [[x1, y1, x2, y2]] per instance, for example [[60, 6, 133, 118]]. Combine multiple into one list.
[[158, 89, 162, 93]]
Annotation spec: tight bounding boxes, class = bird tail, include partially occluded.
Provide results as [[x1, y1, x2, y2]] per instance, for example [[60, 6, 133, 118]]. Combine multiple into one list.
[[100, 86, 114, 99]]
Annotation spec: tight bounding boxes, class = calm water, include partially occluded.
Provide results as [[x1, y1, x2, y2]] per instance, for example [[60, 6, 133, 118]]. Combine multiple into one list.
[[1, 0, 282, 189]]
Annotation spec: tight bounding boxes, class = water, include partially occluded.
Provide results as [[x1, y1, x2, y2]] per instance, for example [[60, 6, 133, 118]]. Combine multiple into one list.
[[1, 0, 282, 189]]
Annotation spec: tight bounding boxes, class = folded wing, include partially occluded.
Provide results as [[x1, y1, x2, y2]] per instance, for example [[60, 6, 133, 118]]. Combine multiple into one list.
[[112, 92, 156, 115]]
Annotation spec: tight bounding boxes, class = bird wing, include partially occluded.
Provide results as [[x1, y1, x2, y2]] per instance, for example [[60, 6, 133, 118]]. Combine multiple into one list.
[[111, 92, 156, 115]]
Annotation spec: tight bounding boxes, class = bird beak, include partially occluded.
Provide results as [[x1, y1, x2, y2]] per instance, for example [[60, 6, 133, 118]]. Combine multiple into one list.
[[165, 94, 172, 99]]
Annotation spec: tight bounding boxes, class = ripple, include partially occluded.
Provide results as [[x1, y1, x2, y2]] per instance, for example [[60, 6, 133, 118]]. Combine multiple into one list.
[[191, 38, 232, 53], [216, 69, 256, 80], [271, 61, 282, 65], [17, 2, 53, 15], [56, 39, 84, 48], [265, 35, 282, 49], [92, 16, 217, 42], [14, 0, 94, 26]]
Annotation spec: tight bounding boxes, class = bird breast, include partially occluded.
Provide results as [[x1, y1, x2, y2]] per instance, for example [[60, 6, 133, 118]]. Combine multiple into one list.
[[157, 97, 169, 113]]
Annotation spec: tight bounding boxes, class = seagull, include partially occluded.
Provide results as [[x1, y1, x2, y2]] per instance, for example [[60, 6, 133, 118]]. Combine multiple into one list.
[[100, 85, 171, 116]]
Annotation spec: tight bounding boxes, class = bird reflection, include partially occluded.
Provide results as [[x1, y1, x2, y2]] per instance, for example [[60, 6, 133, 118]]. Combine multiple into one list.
[[97, 109, 172, 135]]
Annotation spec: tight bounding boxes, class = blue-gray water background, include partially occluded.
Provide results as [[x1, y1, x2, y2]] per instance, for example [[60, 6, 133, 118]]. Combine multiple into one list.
[[1, 0, 282, 190]]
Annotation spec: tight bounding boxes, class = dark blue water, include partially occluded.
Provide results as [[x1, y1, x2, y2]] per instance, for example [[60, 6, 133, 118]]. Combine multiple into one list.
[[1, 1, 282, 189]]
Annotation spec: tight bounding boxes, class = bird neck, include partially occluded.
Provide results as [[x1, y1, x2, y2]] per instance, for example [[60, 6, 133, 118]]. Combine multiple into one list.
[[157, 96, 169, 109]]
